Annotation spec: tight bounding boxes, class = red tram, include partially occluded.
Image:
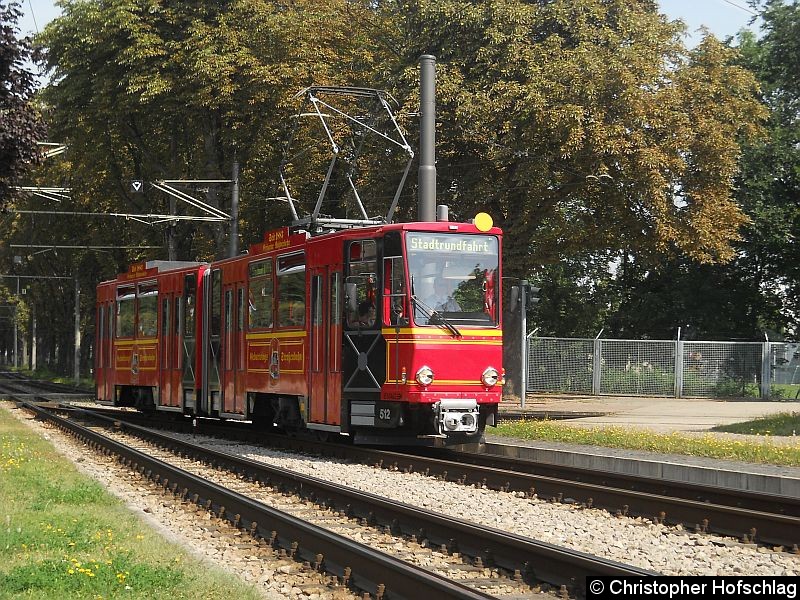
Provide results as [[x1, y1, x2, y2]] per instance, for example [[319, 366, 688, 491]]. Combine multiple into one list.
[[95, 219, 503, 445]]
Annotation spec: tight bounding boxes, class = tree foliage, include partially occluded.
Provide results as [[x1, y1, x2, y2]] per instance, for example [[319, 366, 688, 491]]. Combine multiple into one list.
[[582, 0, 800, 341], [38, 0, 391, 262], [33, 0, 766, 269], [0, 0, 782, 373], [382, 0, 765, 278], [731, 0, 800, 337], [0, 0, 46, 209]]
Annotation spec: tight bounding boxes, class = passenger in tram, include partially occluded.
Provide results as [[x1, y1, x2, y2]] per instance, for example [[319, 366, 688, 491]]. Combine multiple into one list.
[[356, 299, 376, 327]]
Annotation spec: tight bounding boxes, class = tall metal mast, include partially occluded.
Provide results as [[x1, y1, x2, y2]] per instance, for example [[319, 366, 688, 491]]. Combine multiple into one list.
[[418, 55, 437, 222]]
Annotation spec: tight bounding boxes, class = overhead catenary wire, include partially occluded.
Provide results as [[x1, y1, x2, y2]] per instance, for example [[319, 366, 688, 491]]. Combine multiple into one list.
[[26, 0, 39, 33], [719, 0, 758, 16]]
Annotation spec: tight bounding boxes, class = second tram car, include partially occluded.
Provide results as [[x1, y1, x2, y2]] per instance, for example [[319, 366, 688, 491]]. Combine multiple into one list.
[[95, 219, 503, 445]]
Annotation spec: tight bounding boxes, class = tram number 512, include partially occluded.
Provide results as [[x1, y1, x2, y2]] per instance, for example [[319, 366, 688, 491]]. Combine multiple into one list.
[[378, 408, 392, 421]]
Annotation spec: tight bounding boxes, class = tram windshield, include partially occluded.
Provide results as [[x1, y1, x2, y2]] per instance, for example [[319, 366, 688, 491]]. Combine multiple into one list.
[[405, 232, 499, 327]]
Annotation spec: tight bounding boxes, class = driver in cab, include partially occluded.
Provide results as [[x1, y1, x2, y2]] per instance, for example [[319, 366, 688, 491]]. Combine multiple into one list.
[[424, 277, 461, 312]]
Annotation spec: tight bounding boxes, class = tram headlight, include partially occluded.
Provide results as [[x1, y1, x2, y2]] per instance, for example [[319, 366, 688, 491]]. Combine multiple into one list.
[[415, 366, 434, 386], [481, 367, 499, 387], [444, 415, 460, 430]]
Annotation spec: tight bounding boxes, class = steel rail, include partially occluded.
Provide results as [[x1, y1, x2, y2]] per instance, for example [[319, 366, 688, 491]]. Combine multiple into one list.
[[334, 445, 800, 549], [0, 373, 91, 397], [20, 402, 497, 600], [434, 446, 800, 518], [196, 424, 797, 547], [59, 405, 656, 597]]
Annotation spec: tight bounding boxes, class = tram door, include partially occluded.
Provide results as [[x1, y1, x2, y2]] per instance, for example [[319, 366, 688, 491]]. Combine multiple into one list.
[[221, 282, 245, 416], [309, 267, 330, 423], [158, 289, 182, 409], [96, 302, 112, 402], [308, 267, 343, 425], [158, 294, 173, 406], [182, 274, 198, 412], [96, 306, 104, 399], [202, 269, 222, 416]]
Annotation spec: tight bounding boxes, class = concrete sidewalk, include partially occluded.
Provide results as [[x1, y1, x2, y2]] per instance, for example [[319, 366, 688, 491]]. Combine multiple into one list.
[[502, 395, 800, 436]]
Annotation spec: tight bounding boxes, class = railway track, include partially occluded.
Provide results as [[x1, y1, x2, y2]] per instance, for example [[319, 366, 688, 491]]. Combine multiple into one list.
[[67, 404, 798, 550], [0, 370, 92, 395], [14, 401, 654, 599], [2, 374, 797, 550]]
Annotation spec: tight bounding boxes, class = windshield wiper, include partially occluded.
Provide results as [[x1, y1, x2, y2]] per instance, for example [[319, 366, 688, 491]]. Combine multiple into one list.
[[411, 294, 462, 337]]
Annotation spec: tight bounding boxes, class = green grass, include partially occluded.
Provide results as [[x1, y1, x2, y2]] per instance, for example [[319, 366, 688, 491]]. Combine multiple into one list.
[[713, 411, 800, 437], [0, 406, 264, 600], [769, 384, 800, 400], [494, 420, 800, 466]]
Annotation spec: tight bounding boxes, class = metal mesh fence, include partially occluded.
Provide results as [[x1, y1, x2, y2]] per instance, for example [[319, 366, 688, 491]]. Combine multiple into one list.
[[681, 341, 762, 398], [599, 340, 676, 396], [527, 337, 593, 393], [770, 342, 800, 400], [526, 336, 799, 399]]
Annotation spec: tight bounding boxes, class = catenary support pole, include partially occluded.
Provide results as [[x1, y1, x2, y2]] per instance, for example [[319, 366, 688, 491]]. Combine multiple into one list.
[[31, 308, 36, 371], [13, 277, 19, 369], [418, 55, 437, 222], [74, 278, 81, 385], [229, 160, 240, 258], [520, 280, 528, 408]]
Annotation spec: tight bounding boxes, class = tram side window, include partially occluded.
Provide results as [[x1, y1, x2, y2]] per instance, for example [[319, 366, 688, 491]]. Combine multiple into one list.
[[277, 253, 305, 328], [248, 259, 273, 329], [211, 270, 222, 336], [116, 286, 135, 338], [184, 274, 197, 337], [345, 240, 377, 329], [138, 281, 158, 337], [97, 306, 104, 368], [383, 256, 406, 326]]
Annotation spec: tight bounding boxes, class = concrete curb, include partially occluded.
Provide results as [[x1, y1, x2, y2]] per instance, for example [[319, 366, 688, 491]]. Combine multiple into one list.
[[483, 440, 800, 499]]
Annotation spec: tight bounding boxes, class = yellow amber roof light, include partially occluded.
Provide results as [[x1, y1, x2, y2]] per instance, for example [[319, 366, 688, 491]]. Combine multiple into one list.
[[474, 212, 493, 232]]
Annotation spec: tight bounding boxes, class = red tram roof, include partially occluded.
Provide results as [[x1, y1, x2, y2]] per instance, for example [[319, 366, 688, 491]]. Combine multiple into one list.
[[100, 220, 502, 286]]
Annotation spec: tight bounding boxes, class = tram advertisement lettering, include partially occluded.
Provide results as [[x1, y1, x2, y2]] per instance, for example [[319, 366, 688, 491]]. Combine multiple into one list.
[[279, 346, 304, 372], [407, 234, 492, 254], [137, 347, 156, 370], [247, 344, 270, 371], [116, 347, 132, 368], [249, 350, 269, 363], [246, 343, 303, 375]]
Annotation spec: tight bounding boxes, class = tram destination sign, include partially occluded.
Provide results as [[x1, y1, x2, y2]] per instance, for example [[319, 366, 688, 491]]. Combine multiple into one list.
[[407, 233, 495, 254], [249, 227, 306, 255]]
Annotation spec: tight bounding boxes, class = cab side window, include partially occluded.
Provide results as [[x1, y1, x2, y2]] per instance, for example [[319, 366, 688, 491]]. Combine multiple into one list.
[[277, 253, 305, 327], [345, 240, 377, 329]]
